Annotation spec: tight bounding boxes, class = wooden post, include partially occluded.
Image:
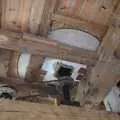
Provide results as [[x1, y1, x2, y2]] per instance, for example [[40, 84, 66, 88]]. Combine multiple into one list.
[[39, 0, 57, 36]]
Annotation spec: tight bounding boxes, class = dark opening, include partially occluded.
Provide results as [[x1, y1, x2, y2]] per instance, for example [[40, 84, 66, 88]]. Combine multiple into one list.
[[61, 84, 80, 107], [0, 92, 12, 100], [56, 66, 73, 78], [62, 85, 70, 100], [116, 80, 120, 88]]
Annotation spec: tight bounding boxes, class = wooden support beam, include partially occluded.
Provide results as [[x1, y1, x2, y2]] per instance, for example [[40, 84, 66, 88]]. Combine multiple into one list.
[[76, 3, 120, 105], [0, 76, 59, 105], [7, 51, 20, 78], [0, 0, 2, 28], [107, 2, 120, 27], [0, 100, 119, 120], [29, 0, 46, 34], [39, 0, 57, 36], [0, 49, 11, 78], [0, 77, 58, 98], [0, 30, 98, 65], [19, 0, 32, 32], [16, 95, 60, 105], [77, 26, 120, 105], [52, 14, 108, 39]]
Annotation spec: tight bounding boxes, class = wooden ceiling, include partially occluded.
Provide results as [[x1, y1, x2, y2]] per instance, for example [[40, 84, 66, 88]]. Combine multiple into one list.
[[0, 0, 119, 39], [0, 0, 119, 63]]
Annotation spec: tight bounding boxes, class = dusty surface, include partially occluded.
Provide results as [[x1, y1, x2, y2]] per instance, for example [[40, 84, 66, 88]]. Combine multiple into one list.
[[0, 49, 11, 78], [0, 100, 119, 120]]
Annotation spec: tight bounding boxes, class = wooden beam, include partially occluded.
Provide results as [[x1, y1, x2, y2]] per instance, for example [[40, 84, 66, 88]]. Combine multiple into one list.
[[0, 30, 98, 65], [52, 14, 108, 39], [16, 95, 60, 105], [0, 100, 119, 120], [76, 3, 120, 105], [7, 51, 20, 78], [1, 77, 58, 92], [77, 26, 120, 105], [0, 77, 58, 98], [19, 0, 32, 32], [0, 0, 2, 28], [39, 0, 57, 36], [29, 0, 46, 34], [108, 2, 120, 28]]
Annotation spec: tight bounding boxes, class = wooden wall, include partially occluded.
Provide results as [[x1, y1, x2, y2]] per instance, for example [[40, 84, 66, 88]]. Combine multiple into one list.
[[0, 0, 45, 33], [0, 0, 119, 39], [56, 0, 119, 25]]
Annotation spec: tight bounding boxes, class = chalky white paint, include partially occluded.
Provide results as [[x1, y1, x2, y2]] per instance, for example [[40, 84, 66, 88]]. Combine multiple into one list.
[[48, 29, 99, 51], [18, 53, 31, 79]]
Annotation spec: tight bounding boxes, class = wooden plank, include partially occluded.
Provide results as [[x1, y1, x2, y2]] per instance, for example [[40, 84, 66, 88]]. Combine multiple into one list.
[[0, 30, 98, 65], [79, 0, 119, 25], [77, 26, 120, 105], [79, 0, 103, 24], [26, 54, 45, 82], [107, 2, 120, 27], [94, 0, 119, 25], [56, 0, 119, 25], [86, 2, 120, 103], [76, 3, 120, 105], [7, 51, 20, 78], [22, 33, 98, 65], [0, 77, 58, 100], [1, 0, 21, 32], [0, 100, 119, 120], [0, 0, 2, 28], [17, 95, 59, 105], [52, 14, 107, 39], [0, 49, 11, 78], [56, 0, 84, 17], [39, 0, 57, 36], [29, 0, 45, 34], [18, 0, 32, 32], [1, 0, 8, 29]]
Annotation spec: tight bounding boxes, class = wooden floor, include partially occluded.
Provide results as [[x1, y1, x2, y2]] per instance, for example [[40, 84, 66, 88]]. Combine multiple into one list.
[[0, 100, 119, 120]]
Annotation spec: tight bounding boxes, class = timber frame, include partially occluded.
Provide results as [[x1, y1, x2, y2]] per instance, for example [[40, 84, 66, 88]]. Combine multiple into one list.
[[0, 0, 120, 106], [0, 29, 98, 65]]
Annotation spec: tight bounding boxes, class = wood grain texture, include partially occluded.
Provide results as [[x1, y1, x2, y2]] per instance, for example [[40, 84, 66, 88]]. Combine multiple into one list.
[[57, 0, 119, 25], [0, 30, 98, 65], [39, 0, 57, 36], [77, 27, 120, 105], [0, 0, 45, 33], [76, 2, 120, 105], [57, 0, 85, 18], [7, 51, 20, 78], [19, 0, 32, 32], [0, 49, 11, 78], [26, 55, 45, 82], [29, 0, 45, 34], [52, 14, 107, 39], [0, 100, 119, 120], [0, 0, 2, 28], [1, 0, 21, 31], [0, 0, 119, 38]]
